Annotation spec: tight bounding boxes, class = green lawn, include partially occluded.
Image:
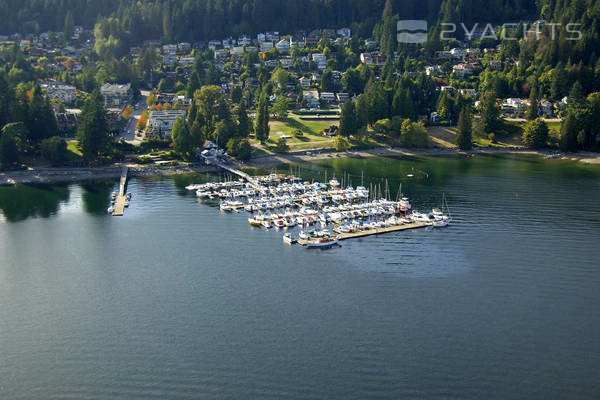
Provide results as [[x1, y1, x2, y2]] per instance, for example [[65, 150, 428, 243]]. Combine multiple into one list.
[[67, 140, 83, 159]]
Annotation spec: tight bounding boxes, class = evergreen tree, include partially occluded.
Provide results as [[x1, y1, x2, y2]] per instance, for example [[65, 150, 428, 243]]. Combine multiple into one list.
[[339, 101, 358, 137], [77, 90, 109, 161], [479, 89, 502, 133], [526, 85, 539, 121], [568, 81, 585, 108], [236, 102, 251, 138], [522, 118, 549, 148], [0, 130, 19, 167], [559, 112, 580, 151], [254, 93, 270, 144], [171, 117, 193, 156], [456, 107, 473, 150], [186, 72, 200, 99], [0, 75, 14, 128], [321, 69, 333, 92], [40, 136, 68, 166]]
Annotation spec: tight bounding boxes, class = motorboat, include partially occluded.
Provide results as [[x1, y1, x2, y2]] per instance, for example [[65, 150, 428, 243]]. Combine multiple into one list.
[[248, 218, 262, 227], [283, 233, 297, 245]]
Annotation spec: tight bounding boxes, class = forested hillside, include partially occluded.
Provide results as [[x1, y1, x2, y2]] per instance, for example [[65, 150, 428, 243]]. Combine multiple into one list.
[[1, 0, 539, 38]]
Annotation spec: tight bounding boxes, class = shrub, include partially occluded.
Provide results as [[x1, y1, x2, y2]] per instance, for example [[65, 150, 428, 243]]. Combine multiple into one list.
[[334, 136, 350, 152]]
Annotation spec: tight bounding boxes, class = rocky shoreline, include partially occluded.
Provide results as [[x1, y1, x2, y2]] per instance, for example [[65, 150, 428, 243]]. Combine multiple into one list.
[[2, 147, 598, 186]]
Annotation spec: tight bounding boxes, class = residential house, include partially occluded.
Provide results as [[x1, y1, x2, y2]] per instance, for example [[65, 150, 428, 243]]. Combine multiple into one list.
[[260, 41, 273, 51], [238, 35, 251, 46], [163, 55, 178, 65], [100, 83, 132, 108], [539, 99, 554, 117], [364, 38, 377, 49], [452, 63, 474, 79], [337, 28, 351, 40], [214, 49, 228, 61], [305, 31, 320, 47], [162, 44, 177, 55], [275, 39, 290, 53], [299, 77, 311, 88], [425, 65, 442, 76], [312, 53, 327, 70], [147, 110, 187, 137], [266, 31, 280, 42], [179, 57, 195, 65], [130, 47, 142, 58], [231, 46, 244, 57], [450, 48, 467, 59], [208, 40, 221, 50], [280, 57, 293, 69], [177, 42, 191, 54], [55, 112, 78, 133], [43, 82, 77, 104], [303, 90, 320, 109], [319, 92, 336, 103], [489, 59, 502, 70], [360, 51, 386, 66], [436, 50, 453, 60], [440, 86, 455, 95], [459, 88, 477, 98], [337, 93, 350, 103], [222, 38, 234, 49]]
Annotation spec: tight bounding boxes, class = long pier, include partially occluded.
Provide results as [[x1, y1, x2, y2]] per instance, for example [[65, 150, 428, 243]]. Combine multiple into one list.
[[212, 159, 262, 190], [337, 222, 429, 240], [112, 167, 128, 216]]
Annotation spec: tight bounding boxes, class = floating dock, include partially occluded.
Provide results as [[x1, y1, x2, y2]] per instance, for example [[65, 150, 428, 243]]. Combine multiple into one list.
[[337, 222, 429, 240], [112, 167, 128, 216]]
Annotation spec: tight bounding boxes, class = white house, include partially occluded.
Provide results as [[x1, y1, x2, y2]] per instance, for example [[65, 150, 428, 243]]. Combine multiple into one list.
[[148, 110, 187, 137], [275, 39, 290, 53], [43, 82, 77, 104], [303, 90, 320, 109], [100, 83, 132, 108]]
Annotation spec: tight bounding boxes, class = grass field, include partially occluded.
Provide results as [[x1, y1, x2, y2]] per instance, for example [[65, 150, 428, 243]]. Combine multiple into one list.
[[251, 116, 339, 152], [67, 140, 83, 159]]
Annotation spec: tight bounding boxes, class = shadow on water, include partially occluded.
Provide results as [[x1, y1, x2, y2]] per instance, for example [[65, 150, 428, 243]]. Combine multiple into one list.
[[79, 180, 117, 215], [0, 183, 70, 222]]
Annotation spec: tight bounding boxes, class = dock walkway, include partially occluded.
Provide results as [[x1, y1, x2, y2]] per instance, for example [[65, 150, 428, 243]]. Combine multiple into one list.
[[112, 167, 128, 216], [337, 222, 429, 240], [213, 160, 263, 190]]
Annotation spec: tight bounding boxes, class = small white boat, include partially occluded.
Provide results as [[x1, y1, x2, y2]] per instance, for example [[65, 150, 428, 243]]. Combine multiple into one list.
[[107, 206, 114, 214], [248, 218, 262, 227], [283, 233, 297, 245], [261, 220, 272, 229]]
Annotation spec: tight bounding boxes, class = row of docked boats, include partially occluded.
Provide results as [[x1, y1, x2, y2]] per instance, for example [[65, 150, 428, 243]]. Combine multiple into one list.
[[187, 173, 451, 249]]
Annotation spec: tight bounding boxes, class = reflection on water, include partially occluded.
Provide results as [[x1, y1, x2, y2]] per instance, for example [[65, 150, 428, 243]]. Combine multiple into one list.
[[0, 183, 70, 222]]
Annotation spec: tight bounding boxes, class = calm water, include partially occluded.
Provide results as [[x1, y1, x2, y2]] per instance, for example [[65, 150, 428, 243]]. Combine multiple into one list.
[[1, 155, 599, 399]]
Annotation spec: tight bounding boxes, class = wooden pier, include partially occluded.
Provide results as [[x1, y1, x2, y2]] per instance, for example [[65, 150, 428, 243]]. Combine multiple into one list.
[[212, 160, 262, 190], [112, 167, 128, 216], [337, 222, 429, 240]]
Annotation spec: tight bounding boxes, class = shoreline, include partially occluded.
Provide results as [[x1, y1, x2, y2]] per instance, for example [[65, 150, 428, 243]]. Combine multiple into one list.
[[243, 146, 600, 169], [2, 147, 599, 186]]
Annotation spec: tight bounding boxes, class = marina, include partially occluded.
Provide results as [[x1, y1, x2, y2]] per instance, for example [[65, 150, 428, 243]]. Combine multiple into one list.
[[185, 171, 451, 247]]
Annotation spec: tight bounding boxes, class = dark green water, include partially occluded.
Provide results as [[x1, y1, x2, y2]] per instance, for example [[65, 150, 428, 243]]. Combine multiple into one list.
[[1, 155, 599, 399]]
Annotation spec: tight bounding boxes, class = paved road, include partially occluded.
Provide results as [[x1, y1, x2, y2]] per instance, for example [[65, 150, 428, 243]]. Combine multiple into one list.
[[116, 95, 147, 144]]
